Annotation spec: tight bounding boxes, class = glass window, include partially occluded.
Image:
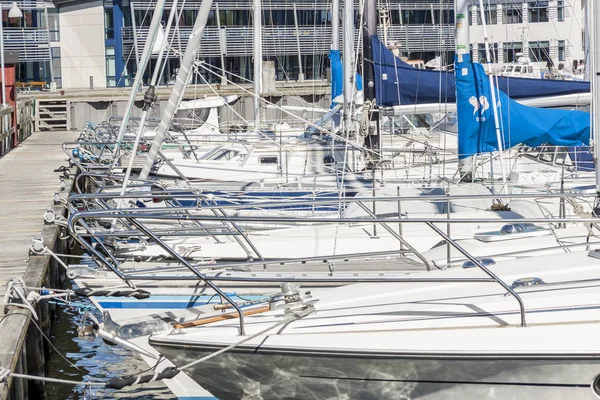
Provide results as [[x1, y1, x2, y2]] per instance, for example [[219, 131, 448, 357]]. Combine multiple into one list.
[[557, 1, 564, 22], [503, 42, 523, 62], [104, 7, 114, 40], [528, 1, 549, 23], [529, 41, 550, 62], [503, 4, 523, 24], [47, 8, 60, 42], [558, 40, 566, 62], [477, 43, 498, 63], [476, 4, 497, 25], [51, 47, 61, 84], [106, 45, 116, 87]]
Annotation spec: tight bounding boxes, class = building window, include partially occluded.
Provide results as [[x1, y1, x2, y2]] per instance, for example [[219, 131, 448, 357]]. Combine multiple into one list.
[[399, 9, 436, 25], [529, 40, 550, 62], [476, 4, 497, 25], [44, 7, 60, 42], [477, 43, 498, 63], [528, 1, 549, 23], [557, 1, 564, 22], [51, 47, 62, 88], [558, 40, 566, 62], [106, 46, 116, 87], [104, 7, 114, 39], [503, 42, 523, 62], [503, 4, 523, 24]]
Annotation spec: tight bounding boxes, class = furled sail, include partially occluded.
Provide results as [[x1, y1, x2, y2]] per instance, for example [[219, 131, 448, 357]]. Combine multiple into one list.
[[371, 35, 590, 107], [455, 53, 590, 159]]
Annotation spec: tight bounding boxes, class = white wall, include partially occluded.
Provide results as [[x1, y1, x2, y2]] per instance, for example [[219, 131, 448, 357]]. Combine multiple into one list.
[[470, 0, 585, 68], [58, 0, 106, 89]]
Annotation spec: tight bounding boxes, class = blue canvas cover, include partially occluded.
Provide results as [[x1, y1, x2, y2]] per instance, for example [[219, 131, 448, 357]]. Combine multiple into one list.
[[329, 50, 343, 103], [371, 35, 590, 107], [329, 49, 364, 107], [455, 53, 590, 159]]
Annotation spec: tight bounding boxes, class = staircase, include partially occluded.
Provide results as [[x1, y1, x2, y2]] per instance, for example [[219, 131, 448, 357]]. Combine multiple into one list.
[[35, 99, 71, 131]]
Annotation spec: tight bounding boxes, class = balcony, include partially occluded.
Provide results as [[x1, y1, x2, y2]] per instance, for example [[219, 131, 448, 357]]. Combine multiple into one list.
[[122, 24, 454, 60], [3, 27, 50, 62]]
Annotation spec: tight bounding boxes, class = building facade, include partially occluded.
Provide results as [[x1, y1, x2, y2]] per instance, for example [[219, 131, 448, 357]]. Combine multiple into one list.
[[1, 0, 587, 89], [468, 0, 585, 71]]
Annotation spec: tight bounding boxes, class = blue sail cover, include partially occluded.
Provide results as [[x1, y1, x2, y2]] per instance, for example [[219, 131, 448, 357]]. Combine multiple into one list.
[[455, 53, 590, 159], [329, 49, 363, 107], [330, 50, 343, 103], [371, 35, 590, 106]]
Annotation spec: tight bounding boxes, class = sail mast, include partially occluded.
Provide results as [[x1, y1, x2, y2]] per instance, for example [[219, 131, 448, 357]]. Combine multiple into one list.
[[253, 0, 262, 129], [139, 0, 214, 180], [592, 0, 600, 193], [455, 0, 472, 178], [362, 0, 380, 155], [477, 0, 506, 184], [342, 0, 354, 132], [332, 0, 339, 52], [110, 0, 166, 170], [118, 0, 179, 196]]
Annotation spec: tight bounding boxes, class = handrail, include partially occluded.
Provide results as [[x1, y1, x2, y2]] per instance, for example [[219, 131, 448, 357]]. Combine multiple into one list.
[[355, 201, 431, 270], [67, 190, 600, 211], [66, 208, 570, 332], [69, 210, 248, 335], [424, 222, 527, 327]]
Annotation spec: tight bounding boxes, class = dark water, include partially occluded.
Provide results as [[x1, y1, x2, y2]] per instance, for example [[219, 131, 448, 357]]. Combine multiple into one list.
[[44, 296, 176, 400]]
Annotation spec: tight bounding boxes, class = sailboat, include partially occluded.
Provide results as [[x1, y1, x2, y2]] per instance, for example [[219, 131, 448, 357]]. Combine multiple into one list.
[[142, 1, 600, 398]]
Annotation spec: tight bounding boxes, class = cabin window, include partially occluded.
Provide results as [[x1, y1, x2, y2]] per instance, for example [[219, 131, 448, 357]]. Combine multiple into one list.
[[538, 146, 554, 163], [205, 149, 242, 161], [554, 147, 573, 166], [259, 156, 278, 164]]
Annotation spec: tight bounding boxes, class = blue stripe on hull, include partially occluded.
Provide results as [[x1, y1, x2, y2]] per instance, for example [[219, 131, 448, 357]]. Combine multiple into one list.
[[97, 295, 267, 309]]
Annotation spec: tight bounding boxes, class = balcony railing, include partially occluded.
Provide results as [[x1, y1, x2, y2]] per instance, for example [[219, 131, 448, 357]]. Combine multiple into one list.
[[129, 0, 454, 10], [122, 24, 454, 60], [3, 27, 50, 62]]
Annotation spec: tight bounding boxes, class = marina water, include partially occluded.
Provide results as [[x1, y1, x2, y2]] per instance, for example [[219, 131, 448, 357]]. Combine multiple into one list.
[[45, 298, 175, 400]]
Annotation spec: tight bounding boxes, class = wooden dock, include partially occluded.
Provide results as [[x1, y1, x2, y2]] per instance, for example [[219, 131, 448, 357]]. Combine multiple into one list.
[[0, 130, 79, 399]]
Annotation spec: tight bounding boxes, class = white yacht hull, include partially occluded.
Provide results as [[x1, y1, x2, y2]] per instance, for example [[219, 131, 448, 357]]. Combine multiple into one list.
[[151, 343, 600, 400]]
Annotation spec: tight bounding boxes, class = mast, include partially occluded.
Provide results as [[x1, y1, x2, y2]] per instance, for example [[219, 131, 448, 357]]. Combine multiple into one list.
[[138, 0, 215, 180], [331, 0, 340, 131], [253, 0, 262, 129], [332, 0, 339, 52], [110, 0, 166, 168], [477, 0, 506, 184], [584, 0, 591, 81], [117, 0, 179, 197], [342, 0, 354, 132], [362, 0, 380, 153], [455, 0, 473, 178], [592, 0, 600, 193]]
